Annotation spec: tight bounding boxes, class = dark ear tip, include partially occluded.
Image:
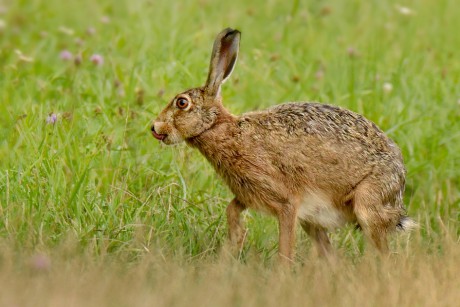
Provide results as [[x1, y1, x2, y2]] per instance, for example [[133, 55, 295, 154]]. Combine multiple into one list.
[[222, 28, 241, 38]]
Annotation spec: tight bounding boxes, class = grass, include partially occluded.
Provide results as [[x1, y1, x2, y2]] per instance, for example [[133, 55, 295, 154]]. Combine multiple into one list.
[[1, 241, 459, 307], [0, 0, 459, 305]]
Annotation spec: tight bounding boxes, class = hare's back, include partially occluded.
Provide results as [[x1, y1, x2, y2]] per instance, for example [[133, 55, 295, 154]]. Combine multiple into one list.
[[241, 102, 398, 156], [272, 102, 382, 138]]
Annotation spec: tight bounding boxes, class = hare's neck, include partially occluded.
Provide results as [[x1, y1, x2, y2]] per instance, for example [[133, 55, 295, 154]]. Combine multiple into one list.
[[186, 112, 240, 171]]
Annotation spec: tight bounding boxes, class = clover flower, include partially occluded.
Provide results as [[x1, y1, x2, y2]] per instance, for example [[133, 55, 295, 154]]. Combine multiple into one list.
[[60, 50, 73, 61], [46, 113, 58, 124], [90, 54, 104, 66]]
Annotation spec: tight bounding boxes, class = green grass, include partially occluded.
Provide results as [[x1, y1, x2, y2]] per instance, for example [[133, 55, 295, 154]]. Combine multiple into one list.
[[0, 0, 459, 305]]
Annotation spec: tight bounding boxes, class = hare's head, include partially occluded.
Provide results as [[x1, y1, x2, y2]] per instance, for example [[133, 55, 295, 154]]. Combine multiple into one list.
[[151, 28, 240, 144]]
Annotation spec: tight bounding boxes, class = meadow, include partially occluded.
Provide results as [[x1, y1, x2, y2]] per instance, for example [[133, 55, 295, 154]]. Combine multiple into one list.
[[0, 0, 459, 306]]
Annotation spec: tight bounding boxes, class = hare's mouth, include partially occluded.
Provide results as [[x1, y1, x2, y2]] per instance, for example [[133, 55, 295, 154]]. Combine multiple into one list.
[[151, 126, 167, 141], [152, 132, 167, 141]]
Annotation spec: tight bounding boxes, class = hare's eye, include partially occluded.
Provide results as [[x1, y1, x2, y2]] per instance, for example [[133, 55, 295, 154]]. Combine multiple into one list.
[[176, 98, 190, 110]]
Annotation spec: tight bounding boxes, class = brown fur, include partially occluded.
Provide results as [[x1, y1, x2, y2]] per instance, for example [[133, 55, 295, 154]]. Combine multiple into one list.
[[151, 28, 414, 262]]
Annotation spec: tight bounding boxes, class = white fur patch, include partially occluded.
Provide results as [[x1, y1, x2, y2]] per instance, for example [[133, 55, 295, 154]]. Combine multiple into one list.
[[297, 191, 347, 230], [397, 217, 419, 231]]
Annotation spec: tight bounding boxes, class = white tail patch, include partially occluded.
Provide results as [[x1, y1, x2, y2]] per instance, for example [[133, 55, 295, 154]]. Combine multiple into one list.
[[297, 191, 348, 230], [397, 217, 419, 232]]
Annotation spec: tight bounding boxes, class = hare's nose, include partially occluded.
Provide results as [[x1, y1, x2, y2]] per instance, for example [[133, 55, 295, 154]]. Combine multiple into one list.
[[151, 122, 163, 133]]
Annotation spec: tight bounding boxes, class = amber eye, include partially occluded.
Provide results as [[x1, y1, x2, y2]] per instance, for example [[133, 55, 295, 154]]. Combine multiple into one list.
[[176, 97, 190, 110]]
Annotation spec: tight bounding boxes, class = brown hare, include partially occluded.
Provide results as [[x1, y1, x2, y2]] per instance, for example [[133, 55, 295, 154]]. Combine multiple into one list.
[[151, 28, 415, 262]]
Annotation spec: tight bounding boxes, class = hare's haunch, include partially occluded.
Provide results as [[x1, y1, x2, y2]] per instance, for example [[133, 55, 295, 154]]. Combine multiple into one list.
[[151, 28, 415, 261]]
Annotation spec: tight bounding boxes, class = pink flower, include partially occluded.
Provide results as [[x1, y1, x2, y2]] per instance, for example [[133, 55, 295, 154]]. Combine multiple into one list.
[[347, 47, 359, 58], [29, 253, 52, 272], [46, 113, 57, 124], [86, 27, 96, 36], [60, 50, 73, 61], [315, 70, 324, 80], [100, 16, 110, 24], [90, 54, 104, 66]]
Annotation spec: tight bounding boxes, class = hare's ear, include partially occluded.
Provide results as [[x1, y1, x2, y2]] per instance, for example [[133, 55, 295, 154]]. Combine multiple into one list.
[[205, 28, 240, 97]]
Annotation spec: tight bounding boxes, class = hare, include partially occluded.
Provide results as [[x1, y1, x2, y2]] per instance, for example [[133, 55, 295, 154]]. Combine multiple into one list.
[[151, 28, 415, 262]]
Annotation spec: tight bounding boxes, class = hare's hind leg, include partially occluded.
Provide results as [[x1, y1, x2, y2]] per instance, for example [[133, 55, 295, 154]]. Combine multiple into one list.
[[299, 220, 332, 258], [226, 198, 247, 252], [352, 182, 402, 254]]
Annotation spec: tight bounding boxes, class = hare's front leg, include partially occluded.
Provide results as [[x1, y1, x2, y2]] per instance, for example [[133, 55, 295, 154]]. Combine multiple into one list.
[[226, 198, 247, 253], [277, 205, 297, 263]]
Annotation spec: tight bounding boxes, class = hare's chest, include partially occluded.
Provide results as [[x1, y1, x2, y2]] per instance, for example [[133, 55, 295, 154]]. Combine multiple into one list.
[[297, 192, 348, 230]]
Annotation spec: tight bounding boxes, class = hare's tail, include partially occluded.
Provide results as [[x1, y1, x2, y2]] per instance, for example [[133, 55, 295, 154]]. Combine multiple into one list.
[[396, 216, 418, 232]]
